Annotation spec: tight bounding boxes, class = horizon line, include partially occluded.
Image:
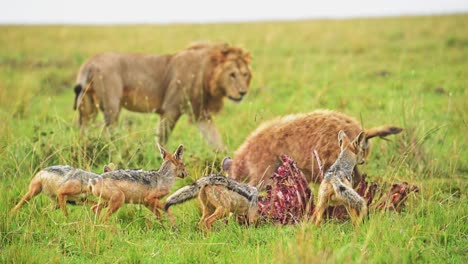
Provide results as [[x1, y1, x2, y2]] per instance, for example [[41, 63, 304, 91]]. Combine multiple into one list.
[[0, 10, 466, 26]]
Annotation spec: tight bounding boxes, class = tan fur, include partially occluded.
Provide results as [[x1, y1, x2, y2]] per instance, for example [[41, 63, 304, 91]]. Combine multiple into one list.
[[197, 185, 258, 231], [74, 43, 252, 150], [226, 110, 402, 188], [312, 131, 368, 227], [11, 163, 114, 216], [91, 179, 168, 221], [90, 145, 187, 224]]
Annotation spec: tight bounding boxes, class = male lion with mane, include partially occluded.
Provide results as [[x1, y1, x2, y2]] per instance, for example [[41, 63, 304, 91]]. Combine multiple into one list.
[[73, 43, 252, 150]]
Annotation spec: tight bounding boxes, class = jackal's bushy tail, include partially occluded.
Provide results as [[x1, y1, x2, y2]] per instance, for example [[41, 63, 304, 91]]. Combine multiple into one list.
[[365, 126, 403, 139], [331, 178, 366, 215], [164, 184, 201, 211], [164, 174, 256, 211]]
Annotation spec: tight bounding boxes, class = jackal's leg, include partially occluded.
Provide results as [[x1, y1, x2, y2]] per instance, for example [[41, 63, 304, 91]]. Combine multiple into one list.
[[198, 205, 216, 230], [81, 199, 97, 206], [360, 204, 368, 224], [57, 193, 69, 217], [197, 190, 214, 228], [144, 201, 177, 226], [347, 206, 359, 227], [145, 200, 162, 220], [11, 181, 42, 214], [165, 208, 177, 227], [347, 203, 367, 227], [312, 185, 332, 226], [91, 202, 107, 216], [57, 182, 82, 217], [49, 199, 60, 210], [90, 182, 107, 216], [204, 207, 227, 231], [153, 201, 177, 226], [144, 190, 170, 220], [312, 203, 327, 226], [103, 191, 125, 221], [335, 183, 367, 226]]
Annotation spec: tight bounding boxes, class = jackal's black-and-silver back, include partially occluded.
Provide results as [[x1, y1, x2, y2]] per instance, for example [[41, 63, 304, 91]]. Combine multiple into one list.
[[90, 169, 159, 185], [164, 174, 258, 211], [44, 165, 99, 185], [88, 144, 187, 191]]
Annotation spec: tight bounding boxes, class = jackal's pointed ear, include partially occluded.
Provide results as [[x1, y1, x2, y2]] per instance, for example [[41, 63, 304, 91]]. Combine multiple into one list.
[[103, 163, 115, 173], [173, 144, 184, 160], [354, 131, 366, 149], [157, 143, 170, 159], [338, 130, 347, 149]]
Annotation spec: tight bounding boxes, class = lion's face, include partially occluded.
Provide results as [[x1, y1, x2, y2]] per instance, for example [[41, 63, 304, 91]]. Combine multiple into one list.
[[207, 45, 252, 102], [217, 59, 252, 102]]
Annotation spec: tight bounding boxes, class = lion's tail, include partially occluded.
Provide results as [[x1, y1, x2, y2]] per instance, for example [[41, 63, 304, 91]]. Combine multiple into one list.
[[73, 64, 92, 110], [73, 84, 82, 110]]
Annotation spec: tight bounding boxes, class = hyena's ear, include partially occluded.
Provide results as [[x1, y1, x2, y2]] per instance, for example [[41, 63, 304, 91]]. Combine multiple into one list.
[[157, 143, 170, 160], [222, 157, 232, 173], [173, 144, 184, 160]]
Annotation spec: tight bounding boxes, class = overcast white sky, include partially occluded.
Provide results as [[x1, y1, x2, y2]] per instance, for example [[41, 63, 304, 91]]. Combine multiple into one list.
[[0, 0, 467, 24]]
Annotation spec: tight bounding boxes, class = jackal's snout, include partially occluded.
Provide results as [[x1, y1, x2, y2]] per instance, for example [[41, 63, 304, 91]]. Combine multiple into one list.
[[178, 168, 188, 179]]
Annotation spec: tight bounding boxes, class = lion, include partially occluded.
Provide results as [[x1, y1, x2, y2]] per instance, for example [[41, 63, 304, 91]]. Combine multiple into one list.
[[73, 43, 252, 150]]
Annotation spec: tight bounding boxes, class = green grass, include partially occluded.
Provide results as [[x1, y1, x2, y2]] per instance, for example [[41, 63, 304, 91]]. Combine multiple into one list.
[[1, 14, 467, 263]]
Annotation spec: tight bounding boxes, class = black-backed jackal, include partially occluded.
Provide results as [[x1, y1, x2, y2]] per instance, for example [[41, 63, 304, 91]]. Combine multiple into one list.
[[164, 174, 259, 231], [312, 130, 368, 227], [11, 163, 115, 216], [88, 144, 187, 224]]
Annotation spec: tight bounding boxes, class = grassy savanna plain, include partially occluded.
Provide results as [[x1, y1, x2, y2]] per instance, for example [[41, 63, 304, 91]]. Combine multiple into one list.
[[0, 14, 467, 263]]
